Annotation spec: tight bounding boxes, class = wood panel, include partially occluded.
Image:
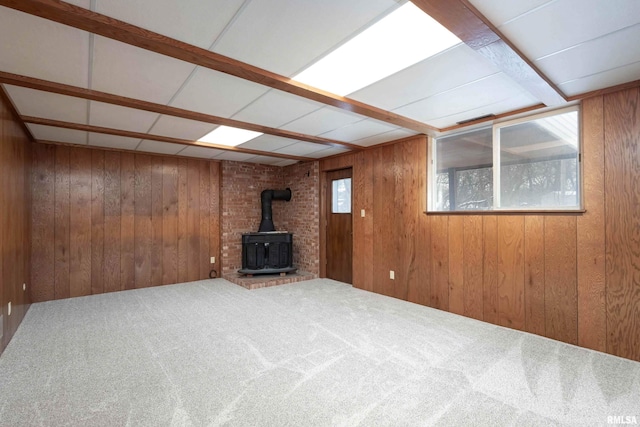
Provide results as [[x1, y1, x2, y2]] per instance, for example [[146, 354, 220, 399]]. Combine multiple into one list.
[[31, 143, 55, 302], [199, 161, 211, 279], [177, 158, 189, 283], [120, 153, 135, 290], [134, 155, 152, 288], [150, 157, 163, 287], [448, 216, 464, 315], [103, 151, 121, 293], [91, 150, 104, 295], [351, 153, 366, 290], [577, 96, 607, 352], [408, 140, 430, 306], [162, 157, 178, 285], [0, 88, 32, 354], [544, 216, 577, 344], [604, 88, 640, 361], [187, 160, 200, 282], [29, 145, 222, 302], [463, 216, 483, 320], [497, 216, 525, 330], [394, 144, 409, 299], [430, 215, 449, 310], [69, 147, 92, 297], [524, 216, 545, 336], [372, 146, 396, 297], [482, 216, 498, 323], [209, 162, 220, 279], [54, 146, 70, 299]]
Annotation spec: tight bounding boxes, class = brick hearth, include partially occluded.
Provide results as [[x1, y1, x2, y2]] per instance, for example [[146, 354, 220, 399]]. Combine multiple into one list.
[[224, 270, 315, 290]]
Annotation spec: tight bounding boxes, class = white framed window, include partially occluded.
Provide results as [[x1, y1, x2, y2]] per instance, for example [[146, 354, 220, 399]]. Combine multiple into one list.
[[429, 106, 581, 212]]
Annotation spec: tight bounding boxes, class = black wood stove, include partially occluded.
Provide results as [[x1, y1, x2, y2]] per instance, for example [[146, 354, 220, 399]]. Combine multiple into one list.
[[238, 188, 296, 276]]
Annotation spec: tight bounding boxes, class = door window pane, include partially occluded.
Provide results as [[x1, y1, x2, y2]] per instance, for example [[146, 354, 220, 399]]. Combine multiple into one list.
[[332, 178, 352, 213]]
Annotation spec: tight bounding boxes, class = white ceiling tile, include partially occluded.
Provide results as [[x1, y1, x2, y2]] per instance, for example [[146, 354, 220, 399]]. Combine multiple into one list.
[[352, 129, 418, 147], [89, 101, 159, 133], [91, 36, 195, 104], [0, 7, 90, 87], [536, 24, 640, 85], [64, 0, 90, 7], [244, 155, 285, 166], [232, 90, 326, 128], [498, 0, 640, 60], [467, 0, 553, 26], [320, 119, 398, 142], [305, 147, 352, 159], [559, 61, 640, 97], [274, 159, 299, 167], [3, 85, 88, 124], [280, 107, 364, 136], [170, 67, 268, 118], [237, 134, 296, 151], [137, 140, 184, 155], [96, 0, 245, 49], [427, 92, 540, 128], [274, 142, 332, 156], [351, 44, 498, 110], [213, 0, 400, 76], [212, 152, 260, 162], [26, 124, 88, 145], [88, 133, 141, 150], [176, 145, 225, 159], [148, 115, 217, 140], [394, 73, 530, 123]]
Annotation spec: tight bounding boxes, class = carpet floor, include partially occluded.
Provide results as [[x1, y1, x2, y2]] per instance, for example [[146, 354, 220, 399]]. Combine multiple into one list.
[[0, 279, 638, 426]]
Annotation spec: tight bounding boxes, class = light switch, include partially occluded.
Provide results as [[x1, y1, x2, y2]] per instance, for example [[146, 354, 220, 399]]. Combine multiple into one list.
[[361, 209, 365, 218]]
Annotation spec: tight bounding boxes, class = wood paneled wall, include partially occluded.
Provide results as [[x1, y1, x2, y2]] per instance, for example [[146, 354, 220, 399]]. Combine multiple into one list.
[[0, 89, 32, 354], [31, 144, 220, 302], [320, 87, 640, 362]]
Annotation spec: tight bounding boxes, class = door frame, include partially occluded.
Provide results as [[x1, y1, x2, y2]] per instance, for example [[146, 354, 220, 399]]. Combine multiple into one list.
[[319, 167, 353, 279]]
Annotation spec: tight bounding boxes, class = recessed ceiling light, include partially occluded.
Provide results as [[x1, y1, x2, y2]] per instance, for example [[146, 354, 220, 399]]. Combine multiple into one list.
[[292, 2, 461, 96], [198, 126, 263, 146]]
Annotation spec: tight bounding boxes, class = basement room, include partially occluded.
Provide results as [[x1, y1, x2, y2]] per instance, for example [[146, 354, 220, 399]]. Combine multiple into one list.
[[0, 0, 639, 425]]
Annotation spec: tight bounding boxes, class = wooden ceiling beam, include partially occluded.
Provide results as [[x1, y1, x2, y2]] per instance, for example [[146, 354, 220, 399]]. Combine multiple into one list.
[[411, 0, 567, 106], [0, 0, 437, 135], [21, 116, 314, 161], [0, 71, 358, 150]]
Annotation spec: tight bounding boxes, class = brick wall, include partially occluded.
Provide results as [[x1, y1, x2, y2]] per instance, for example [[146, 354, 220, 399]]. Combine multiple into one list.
[[220, 159, 320, 278], [282, 161, 319, 276]]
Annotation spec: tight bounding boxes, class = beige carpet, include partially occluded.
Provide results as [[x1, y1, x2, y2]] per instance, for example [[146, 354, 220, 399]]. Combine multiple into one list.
[[0, 278, 638, 426]]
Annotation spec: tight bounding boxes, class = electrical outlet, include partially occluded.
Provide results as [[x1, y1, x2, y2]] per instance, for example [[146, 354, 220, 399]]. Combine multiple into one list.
[[390, 270, 395, 280], [361, 209, 365, 218], [210, 256, 215, 264], [8, 302, 11, 316]]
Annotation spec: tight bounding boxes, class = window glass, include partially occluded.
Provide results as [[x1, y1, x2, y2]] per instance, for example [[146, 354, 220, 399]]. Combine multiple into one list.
[[332, 178, 352, 213], [497, 110, 579, 209], [434, 127, 493, 211], [431, 107, 580, 212]]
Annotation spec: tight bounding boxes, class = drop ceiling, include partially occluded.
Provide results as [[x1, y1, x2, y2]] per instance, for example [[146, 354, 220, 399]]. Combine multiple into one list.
[[0, 0, 638, 165]]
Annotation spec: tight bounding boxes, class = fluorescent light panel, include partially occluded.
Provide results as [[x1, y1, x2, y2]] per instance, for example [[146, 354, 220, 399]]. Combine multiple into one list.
[[293, 3, 461, 96], [198, 125, 263, 146]]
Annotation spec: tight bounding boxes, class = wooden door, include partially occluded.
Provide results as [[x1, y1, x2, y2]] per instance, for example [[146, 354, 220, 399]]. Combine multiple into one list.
[[326, 168, 353, 283]]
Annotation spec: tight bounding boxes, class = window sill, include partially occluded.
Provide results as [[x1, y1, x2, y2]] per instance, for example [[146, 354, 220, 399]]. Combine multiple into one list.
[[425, 209, 586, 216]]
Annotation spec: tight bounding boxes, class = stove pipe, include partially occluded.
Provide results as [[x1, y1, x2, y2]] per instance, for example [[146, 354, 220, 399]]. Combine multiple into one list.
[[258, 188, 291, 232]]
